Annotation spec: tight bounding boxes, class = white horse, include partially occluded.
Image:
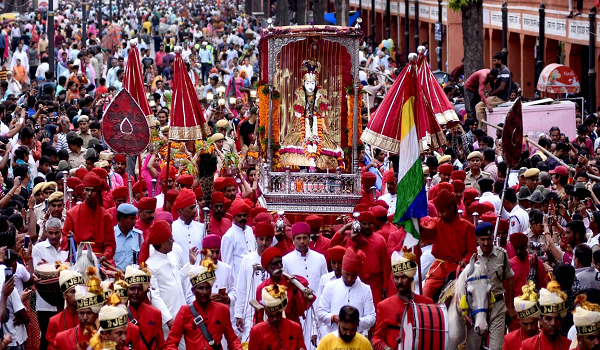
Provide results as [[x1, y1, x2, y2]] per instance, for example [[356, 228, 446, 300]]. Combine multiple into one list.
[[74, 242, 99, 280], [447, 254, 492, 350]]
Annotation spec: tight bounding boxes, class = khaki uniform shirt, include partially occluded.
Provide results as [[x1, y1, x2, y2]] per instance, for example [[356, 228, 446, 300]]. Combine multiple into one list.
[[68, 148, 86, 169], [77, 131, 93, 148], [476, 246, 514, 296], [465, 170, 491, 193]]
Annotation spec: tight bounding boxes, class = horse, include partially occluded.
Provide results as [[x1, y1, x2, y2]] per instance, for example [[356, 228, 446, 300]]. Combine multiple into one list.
[[74, 242, 99, 280], [447, 254, 492, 350]]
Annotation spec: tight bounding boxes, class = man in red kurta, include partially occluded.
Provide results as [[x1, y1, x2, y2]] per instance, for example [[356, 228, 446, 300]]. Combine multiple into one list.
[[372, 205, 395, 241], [108, 186, 129, 227], [306, 215, 331, 255], [420, 189, 477, 300], [46, 270, 84, 350], [503, 281, 540, 350], [509, 233, 548, 297], [125, 265, 165, 350], [62, 171, 116, 263], [135, 197, 157, 240], [359, 172, 380, 206], [208, 192, 232, 236], [372, 250, 433, 350], [164, 261, 242, 350], [330, 211, 391, 306], [254, 247, 312, 325], [248, 283, 307, 350], [91, 167, 115, 210]]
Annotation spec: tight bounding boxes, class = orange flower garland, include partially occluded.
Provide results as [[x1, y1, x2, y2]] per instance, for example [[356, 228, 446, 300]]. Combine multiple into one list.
[[272, 94, 281, 144], [257, 82, 269, 155]]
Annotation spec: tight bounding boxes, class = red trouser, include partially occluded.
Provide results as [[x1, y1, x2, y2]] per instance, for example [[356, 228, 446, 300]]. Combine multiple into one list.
[[422, 260, 458, 300]]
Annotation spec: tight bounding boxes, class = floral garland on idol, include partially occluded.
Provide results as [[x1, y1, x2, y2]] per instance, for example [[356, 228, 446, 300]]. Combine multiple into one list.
[[298, 101, 328, 171], [256, 81, 281, 170]]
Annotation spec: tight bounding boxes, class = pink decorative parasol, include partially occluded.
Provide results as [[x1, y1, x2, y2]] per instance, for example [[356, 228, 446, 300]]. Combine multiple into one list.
[[168, 48, 210, 141], [361, 54, 445, 154], [416, 48, 460, 128], [123, 42, 152, 118]]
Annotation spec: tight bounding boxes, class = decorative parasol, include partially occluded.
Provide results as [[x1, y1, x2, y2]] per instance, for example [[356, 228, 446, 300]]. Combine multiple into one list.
[[536, 63, 581, 94], [123, 42, 152, 118], [168, 47, 210, 141], [501, 97, 523, 168], [361, 54, 445, 154], [416, 47, 460, 128]]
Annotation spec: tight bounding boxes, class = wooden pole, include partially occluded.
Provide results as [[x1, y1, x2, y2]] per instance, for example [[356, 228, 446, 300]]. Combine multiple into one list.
[[165, 142, 172, 191], [414, 245, 423, 294]]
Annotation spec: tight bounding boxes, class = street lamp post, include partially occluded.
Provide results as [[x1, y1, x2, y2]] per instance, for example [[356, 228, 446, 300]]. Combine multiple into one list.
[[534, 3, 545, 96], [436, 0, 442, 71], [82, 0, 87, 48], [404, 0, 409, 63], [414, 0, 419, 53], [501, 1, 507, 61], [589, 7, 597, 113], [48, 0, 55, 79]]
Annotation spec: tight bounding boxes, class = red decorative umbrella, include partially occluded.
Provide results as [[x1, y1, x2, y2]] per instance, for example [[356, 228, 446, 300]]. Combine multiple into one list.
[[416, 49, 460, 128], [361, 54, 445, 154], [168, 48, 209, 141], [123, 42, 152, 117]]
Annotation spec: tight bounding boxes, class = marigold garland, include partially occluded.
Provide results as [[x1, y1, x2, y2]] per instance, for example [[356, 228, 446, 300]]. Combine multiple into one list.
[[346, 85, 365, 147], [257, 82, 269, 156]]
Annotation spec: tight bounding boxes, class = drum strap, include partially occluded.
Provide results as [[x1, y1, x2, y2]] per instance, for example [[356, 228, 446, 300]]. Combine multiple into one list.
[[189, 303, 221, 350], [127, 307, 154, 350]]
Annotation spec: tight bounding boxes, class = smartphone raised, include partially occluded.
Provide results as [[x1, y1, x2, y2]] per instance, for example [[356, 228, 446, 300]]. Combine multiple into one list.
[[4, 267, 12, 281], [24, 235, 30, 252]]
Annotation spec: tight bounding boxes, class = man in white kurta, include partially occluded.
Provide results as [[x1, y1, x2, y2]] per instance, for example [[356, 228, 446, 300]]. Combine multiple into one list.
[[315, 246, 346, 342], [378, 170, 397, 217], [234, 223, 274, 344], [283, 222, 328, 349], [221, 201, 256, 278], [171, 217, 204, 266]]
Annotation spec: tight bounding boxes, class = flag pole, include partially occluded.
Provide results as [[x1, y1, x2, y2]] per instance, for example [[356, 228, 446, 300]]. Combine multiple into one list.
[[413, 245, 423, 294]]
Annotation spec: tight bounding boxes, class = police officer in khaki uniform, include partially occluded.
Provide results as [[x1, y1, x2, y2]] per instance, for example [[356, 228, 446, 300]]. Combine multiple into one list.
[[465, 151, 491, 193], [216, 119, 238, 154], [475, 222, 516, 350]]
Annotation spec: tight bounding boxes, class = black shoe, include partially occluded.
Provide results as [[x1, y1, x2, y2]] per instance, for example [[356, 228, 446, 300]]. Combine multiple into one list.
[[566, 11, 574, 18]]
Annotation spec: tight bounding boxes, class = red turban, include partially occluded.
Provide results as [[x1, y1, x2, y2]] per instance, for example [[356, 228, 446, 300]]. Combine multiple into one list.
[[82, 172, 103, 188], [66, 177, 82, 189], [482, 202, 495, 214], [428, 184, 439, 201], [509, 232, 528, 247], [139, 220, 172, 263], [213, 177, 226, 192], [223, 177, 237, 189], [75, 168, 88, 180], [353, 204, 369, 213], [132, 181, 147, 194], [437, 182, 454, 194], [372, 205, 388, 218], [230, 200, 250, 217], [211, 191, 225, 203], [249, 206, 267, 219], [451, 170, 467, 182], [171, 188, 196, 220], [75, 184, 84, 195], [137, 197, 157, 211], [463, 188, 479, 202], [374, 200, 389, 210], [327, 246, 346, 261], [481, 212, 497, 223], [244, 198, 254, 208], [468, 202, 486, 216], [433, 189, 456, 211], [342, 247, 365, 274], [112, 186, 128, 199], [254, 222, 275, 238], [362, 172, 377, 188], [358, 211, 376, 223], [499, 219, 509, 231], [159, 166, 177, 181], [165, 189, 179, 204], [194, 187, 203, 200], [261, 246, 282, 268], [114, 154, 127, 163], [438, 163, 453, 175], [223, 198, 232, 213], [202, 234, 221, 250], [177, 174, 194, 186], [383, 170, 396, 184], [305, 215, 323, 230], [254, 212, 273, 223], [452, 180, 465, 193], [291, 222, 310, 237], [92, 167, 108, 179]]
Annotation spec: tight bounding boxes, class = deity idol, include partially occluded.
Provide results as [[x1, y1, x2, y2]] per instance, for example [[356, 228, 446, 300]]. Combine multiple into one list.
[[279, 58, 343, 170]]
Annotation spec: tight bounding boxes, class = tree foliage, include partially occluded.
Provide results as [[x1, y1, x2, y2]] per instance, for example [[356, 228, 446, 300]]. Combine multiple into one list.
[[448, 0, 479, 11]]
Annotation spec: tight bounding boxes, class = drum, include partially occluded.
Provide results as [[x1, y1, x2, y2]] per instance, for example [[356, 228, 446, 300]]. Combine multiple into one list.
[[34, 263, 69, 308], [400, 302, 448, 350]]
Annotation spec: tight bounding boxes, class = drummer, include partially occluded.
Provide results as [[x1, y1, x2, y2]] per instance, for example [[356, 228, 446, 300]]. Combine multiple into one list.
[[33, 216, 69, 349], [372, 251, 433, 350], [45, 268, 83, 350], [502, 281, 540, 350], [53, 267, 104, 350], [474, 222, 516, 350]]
